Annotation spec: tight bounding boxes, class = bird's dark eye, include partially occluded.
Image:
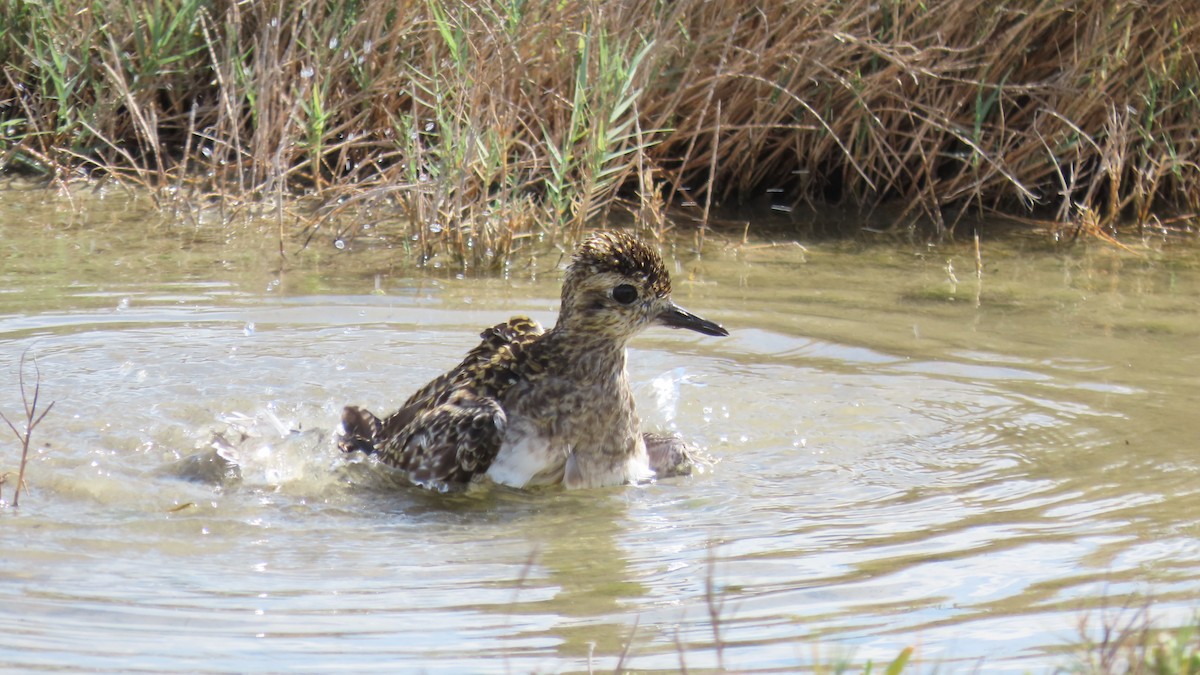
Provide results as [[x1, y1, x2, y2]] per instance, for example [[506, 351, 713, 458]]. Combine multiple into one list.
[[612, 284, 638, 304]]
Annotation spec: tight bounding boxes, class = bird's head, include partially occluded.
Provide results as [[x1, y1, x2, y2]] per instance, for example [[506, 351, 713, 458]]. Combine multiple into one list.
[[557, 231, 729, 342]]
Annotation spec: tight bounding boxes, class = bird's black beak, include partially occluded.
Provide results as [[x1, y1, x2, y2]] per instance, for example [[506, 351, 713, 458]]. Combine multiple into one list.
[[657, 302, 729, 337]]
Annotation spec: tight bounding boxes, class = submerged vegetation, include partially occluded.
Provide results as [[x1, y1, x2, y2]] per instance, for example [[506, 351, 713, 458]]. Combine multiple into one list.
[[2, 0, 1198, 262]]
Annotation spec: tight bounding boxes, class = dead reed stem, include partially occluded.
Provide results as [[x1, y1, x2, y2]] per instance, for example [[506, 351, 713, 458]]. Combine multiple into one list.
[[1, 353, 55, 508], [704, 543, 726, 671]]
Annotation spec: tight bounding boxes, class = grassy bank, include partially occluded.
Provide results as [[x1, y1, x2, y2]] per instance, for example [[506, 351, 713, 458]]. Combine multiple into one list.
[[2, 0, 1198, 262]]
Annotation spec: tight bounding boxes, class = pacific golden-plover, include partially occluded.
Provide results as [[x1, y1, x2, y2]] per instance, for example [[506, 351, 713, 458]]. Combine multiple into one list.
[[338, 231, 728, 489]]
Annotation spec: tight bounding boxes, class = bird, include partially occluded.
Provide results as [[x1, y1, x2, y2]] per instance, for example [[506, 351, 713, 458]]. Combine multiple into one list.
[[337, 230, 729, 490]]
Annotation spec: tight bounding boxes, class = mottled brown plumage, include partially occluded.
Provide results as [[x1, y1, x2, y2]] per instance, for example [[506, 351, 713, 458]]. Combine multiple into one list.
[[338, 231, 728, 490]]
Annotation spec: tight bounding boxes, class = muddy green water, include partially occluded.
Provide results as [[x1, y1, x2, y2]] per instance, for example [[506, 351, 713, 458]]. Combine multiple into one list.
[[1, 184, 1199, 673]]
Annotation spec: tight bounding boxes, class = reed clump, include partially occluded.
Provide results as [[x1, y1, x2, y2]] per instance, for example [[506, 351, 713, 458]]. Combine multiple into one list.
[[2, 0, 1197, 263]]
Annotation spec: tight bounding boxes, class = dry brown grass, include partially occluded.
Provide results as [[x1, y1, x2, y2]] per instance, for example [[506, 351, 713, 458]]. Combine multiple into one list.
[[2, 0, 1197, 263]]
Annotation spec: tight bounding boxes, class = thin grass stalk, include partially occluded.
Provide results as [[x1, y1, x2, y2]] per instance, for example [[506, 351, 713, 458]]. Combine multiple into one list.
[[699, 99, 719, 249]]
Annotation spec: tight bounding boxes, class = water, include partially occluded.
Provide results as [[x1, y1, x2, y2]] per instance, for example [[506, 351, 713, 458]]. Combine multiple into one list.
[[2, 184, 1200, 672]]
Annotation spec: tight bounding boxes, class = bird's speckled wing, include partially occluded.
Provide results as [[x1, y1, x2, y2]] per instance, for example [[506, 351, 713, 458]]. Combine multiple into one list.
[[338, 316, 545, 485], [400, 316, 543, 411], [372, 389, 506, 486]]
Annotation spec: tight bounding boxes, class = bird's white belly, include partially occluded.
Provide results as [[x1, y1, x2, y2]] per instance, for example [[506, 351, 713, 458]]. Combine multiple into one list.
[[485, 416, 566, 488], [485, 415, 654, 489]]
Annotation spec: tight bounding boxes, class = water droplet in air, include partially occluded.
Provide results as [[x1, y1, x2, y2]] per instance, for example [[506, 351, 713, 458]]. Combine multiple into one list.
[[334, 239, 346, 250]]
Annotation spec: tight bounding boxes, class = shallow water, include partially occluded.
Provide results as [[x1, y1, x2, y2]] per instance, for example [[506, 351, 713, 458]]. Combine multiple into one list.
[[2, 184, 1200, 672]]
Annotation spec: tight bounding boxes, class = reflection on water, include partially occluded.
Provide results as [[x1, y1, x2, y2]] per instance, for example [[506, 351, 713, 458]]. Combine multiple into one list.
[[2, 184, 1200, 672]]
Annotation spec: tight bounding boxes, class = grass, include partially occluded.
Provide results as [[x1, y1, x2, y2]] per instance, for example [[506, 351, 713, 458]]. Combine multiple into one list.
[[0, 0, 1197, 264], [1070, 605, 1200, 675]]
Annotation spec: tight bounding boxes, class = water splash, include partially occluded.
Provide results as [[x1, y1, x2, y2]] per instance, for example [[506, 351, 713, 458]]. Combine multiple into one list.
[[204, 407, 340, 489], [644, 367, 687, 429]]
